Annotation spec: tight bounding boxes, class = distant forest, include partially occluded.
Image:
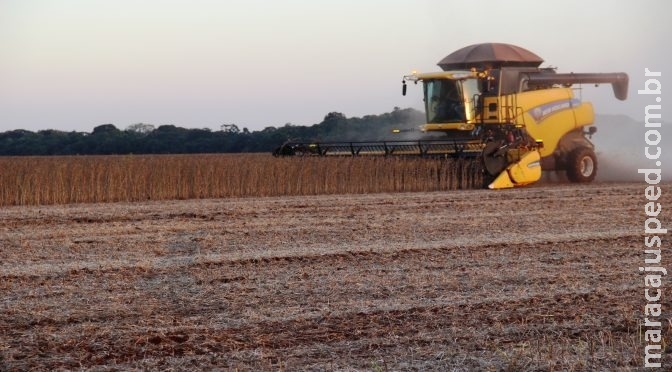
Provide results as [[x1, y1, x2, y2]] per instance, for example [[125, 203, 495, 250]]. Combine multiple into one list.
[[0, 108, 425, 156]]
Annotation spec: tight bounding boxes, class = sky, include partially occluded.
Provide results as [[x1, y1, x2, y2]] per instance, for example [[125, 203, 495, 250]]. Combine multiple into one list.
[[0, 0, 670, 133]]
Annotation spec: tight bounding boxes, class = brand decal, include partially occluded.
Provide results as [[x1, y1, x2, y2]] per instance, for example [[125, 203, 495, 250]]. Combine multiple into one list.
[[530, 99, 581, 122]]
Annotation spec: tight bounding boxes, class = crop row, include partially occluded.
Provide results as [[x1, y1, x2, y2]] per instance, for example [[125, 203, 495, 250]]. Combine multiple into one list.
[[0, 154, 483, 206]]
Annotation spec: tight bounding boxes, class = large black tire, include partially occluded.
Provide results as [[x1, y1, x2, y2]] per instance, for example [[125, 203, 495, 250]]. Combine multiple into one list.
[[566, 147, 597, 183]]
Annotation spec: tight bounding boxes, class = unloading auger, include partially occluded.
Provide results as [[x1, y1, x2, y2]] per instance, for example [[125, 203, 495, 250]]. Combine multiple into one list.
[[274, 43, 628, 189]]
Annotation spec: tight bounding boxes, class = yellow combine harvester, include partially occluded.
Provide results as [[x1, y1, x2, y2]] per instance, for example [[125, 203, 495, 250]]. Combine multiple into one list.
[[275, 43, 628, 189]]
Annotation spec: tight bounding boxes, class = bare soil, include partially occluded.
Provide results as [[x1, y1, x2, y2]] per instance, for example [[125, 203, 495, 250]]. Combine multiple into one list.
[[1, 182, 670, 371]]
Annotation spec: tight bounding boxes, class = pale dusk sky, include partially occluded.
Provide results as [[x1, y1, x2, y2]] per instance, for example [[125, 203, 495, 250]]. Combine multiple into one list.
[[1, 0, 669, 132]]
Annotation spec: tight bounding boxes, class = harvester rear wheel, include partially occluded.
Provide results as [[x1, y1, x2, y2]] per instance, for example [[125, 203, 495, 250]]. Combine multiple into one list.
[[566, 147, 597, 183]]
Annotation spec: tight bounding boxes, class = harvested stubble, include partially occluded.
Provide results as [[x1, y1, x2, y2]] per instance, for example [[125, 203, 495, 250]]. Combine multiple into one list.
[[0, 154, 484, 206]]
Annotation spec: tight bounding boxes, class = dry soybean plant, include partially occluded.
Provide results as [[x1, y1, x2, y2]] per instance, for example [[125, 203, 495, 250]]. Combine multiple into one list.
[[0, 154, 484, 206]]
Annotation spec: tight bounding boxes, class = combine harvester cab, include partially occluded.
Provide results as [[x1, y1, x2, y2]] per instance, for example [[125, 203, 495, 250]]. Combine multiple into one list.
[[404, 42, 629, 189]]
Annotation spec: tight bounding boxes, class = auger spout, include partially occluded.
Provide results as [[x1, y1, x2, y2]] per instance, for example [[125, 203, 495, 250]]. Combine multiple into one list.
[[525, 72, 629, 100]]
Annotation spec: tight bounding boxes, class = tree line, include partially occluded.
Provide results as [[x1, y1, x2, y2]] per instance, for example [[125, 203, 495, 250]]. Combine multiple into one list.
[[0, 108, 424, 156]]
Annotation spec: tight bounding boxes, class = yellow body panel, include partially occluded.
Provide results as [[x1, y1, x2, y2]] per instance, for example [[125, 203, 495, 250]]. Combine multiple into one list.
[[508, 88, 594, 157], [572, 101, 595, 127], [507, 150, 542, 185]]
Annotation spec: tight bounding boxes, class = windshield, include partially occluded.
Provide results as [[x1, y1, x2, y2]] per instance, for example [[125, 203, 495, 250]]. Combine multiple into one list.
[[424, 78, 481, 123], [461, 78, 481, 122]]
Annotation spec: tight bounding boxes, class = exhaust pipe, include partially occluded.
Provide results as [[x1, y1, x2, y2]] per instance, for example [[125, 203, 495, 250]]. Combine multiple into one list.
[[525, 72, 629, 100]]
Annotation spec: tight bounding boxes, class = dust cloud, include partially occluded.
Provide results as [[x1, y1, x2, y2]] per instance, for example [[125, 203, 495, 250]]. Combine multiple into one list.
[[592, 114, 670, 182]]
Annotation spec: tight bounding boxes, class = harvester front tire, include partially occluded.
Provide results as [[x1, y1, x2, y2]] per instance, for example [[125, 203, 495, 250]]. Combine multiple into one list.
[[566, 147, 597, 183]]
